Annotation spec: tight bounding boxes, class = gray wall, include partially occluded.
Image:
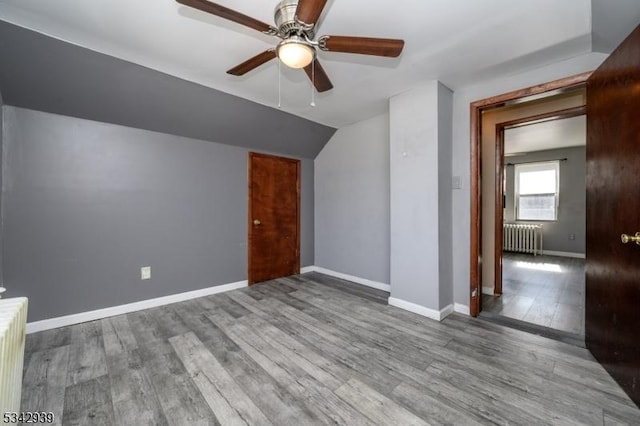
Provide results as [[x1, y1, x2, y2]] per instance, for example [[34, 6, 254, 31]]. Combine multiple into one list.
[[389, 81, 453, 312], [437, 83, 454, 308], [504, 146, 586, 254], [0, 21, 336, 160], [2, 107, 314, 321], [390, 84, 439, 308], [0, 90, 3, 285], [314, 113, 390, 284]]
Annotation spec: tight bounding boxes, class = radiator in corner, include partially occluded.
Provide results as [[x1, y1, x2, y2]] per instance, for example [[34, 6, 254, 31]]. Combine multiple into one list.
[[0, 297, 29, 414]]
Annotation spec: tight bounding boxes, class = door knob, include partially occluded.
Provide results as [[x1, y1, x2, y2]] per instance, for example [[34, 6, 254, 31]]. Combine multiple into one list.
[[620, 232, 640, 245], [253, 219, 261, 225]]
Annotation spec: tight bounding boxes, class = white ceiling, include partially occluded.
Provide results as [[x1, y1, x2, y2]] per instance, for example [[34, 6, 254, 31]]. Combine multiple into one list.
[[0, 0, 597, 127], [505, 115, 586, 155]]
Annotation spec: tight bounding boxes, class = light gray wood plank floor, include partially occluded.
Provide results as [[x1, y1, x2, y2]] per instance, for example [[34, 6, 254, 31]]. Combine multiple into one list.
[[22, 272, 639, 425], [483, 253, 585, 336]]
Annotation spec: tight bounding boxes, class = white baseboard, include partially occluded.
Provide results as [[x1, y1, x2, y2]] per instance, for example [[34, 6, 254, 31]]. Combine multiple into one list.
[[440, 303, 455, 319], [300, 265, 391, 292], [541, 250, 585, 259], [454, 303, 470, 316], [26, 280, 248, 334], [482, 286, 494, 295], [388, 297, 453, 321]]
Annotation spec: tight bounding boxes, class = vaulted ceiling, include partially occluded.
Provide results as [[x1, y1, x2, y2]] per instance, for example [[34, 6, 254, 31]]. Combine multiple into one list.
[[0, 0, 639, 155], [0, 21, 336, 159]]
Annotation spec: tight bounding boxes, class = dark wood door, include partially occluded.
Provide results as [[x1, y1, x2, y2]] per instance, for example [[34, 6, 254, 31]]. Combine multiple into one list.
[[586, 24, 640, 407], [248, 152, 300, 284]]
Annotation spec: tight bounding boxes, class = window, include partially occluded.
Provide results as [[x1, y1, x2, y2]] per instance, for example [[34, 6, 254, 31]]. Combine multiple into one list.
[[515, 161, 559, 221]]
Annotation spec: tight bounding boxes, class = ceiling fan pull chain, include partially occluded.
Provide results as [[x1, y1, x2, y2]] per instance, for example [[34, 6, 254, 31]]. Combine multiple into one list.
[[278, 58, 282, 108], [310, 60, 316, 107]]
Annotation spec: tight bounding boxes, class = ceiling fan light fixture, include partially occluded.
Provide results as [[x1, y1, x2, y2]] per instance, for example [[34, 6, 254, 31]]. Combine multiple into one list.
[[178, 0, 404, 92], [276, 36, 315, 69]]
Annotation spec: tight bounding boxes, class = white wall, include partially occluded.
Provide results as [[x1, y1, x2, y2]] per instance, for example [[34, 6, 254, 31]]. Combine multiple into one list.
[[314, 114, 390, 284], [450, 52, 608, 307]]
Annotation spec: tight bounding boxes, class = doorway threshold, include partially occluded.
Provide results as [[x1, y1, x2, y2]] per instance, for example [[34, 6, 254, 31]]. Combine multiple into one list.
[[478, 311, 585, 348]]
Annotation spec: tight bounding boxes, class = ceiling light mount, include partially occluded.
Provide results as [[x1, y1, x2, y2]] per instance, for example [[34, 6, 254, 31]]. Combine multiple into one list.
[[276, 35, 316, 69], [274, 0, 315, 39]]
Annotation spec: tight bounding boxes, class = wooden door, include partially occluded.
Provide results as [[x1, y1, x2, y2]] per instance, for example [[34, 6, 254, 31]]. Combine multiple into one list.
[[586, 24, 640, 407], [248, 152, 300, 285]]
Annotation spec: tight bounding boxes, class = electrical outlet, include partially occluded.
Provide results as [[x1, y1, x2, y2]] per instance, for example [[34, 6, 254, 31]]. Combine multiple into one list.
[[569, 233, 576, 241], [141, 266, 151, 280]]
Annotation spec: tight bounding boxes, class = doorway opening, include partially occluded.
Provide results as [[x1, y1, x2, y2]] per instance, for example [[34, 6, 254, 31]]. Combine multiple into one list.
[[484, 104, 587, 344], [469, 73, 591, 343]]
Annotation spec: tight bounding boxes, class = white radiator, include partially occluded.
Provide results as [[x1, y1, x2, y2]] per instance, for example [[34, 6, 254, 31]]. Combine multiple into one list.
[[503, 223, 543, 255], [0, 297, 28, 414]]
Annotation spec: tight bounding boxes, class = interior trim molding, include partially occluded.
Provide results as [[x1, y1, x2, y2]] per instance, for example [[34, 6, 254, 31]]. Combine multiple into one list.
[[388, 297, 453, 321], [26, 280, 248, 334], [541, 250, 586, 259], [482, 286, 495, 295], [300, 266, 391, 292], [302, 266, 470, 316], [469, 71, 592, 317], [454, 303, 470, 316]]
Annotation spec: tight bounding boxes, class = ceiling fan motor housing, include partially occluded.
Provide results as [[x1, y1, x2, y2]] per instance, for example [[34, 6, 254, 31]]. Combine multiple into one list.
[[275, 0, 315, 38]]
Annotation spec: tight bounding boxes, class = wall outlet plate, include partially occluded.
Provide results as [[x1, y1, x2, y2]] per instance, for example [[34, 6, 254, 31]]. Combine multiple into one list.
[[141, 266, 151, 280]]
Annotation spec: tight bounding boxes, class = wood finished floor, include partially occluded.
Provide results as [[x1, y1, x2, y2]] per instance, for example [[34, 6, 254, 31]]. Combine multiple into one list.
[[483, 253, 585, 335], [22, 272, 639, 425]]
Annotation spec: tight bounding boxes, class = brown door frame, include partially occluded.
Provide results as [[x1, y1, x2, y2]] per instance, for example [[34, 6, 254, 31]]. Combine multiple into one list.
[[469, 72, 591, 317], [248, 152, 301, 285], [493, 106, 587, 295]]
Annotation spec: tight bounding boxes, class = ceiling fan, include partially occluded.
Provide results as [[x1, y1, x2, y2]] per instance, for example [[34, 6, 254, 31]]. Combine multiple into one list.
[[176, 0, 405, 92]]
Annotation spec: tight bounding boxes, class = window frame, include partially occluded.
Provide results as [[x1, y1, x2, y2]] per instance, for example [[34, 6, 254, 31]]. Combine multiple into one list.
[[514, 160, 560, 222]]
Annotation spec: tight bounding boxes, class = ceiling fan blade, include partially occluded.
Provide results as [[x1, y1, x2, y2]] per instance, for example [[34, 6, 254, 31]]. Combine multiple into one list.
[[320, 36, 405, 57], [227, 50, 277, 76], [295, 0, 328, 26], [176, 0, 274, 33], [303, 59, 333, 92]]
